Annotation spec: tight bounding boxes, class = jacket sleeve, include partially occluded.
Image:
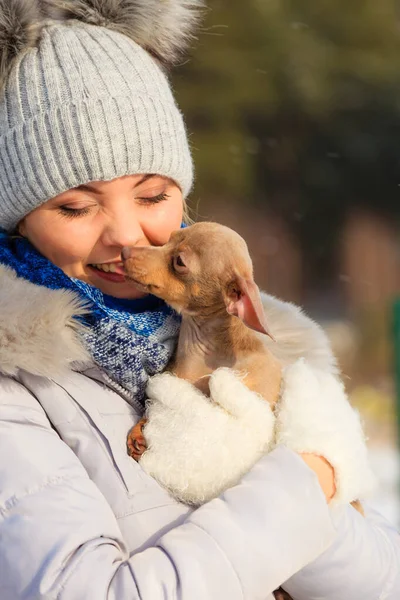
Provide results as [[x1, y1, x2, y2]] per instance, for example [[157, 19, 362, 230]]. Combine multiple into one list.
[[282, 501, 400, 600], [0, 377, 335, 600]]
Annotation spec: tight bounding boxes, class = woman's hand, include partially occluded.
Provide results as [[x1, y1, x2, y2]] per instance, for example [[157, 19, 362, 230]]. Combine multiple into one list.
[[139, 369, 276, 505], [299, 453, 336, 502], [139, 359, 374, 507], [274, 359, 375, 505]]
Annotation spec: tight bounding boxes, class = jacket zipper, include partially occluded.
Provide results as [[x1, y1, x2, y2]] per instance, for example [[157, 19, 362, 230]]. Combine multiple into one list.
[[100, 371, 145, 415]]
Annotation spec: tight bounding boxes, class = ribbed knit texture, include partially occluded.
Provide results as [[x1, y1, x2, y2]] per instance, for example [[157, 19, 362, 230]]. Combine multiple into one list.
[[0, 21, 193, 231]]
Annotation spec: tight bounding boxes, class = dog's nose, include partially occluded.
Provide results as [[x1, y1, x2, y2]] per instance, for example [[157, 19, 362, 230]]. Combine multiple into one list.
[[121, 246, 131, 260]]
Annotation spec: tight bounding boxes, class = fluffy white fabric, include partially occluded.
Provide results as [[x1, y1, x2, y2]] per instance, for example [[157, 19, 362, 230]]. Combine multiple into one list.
[[260, 292, 338, 373], [140, 360, 375, 506], [275, 359, 376, 505], [0, 265, 375, 506], [0, 265, 89, 378], [140, 368, 275, 504]]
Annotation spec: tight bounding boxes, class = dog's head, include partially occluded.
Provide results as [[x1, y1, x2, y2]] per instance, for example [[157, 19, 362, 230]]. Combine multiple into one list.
[[122, 222, 272, 337]]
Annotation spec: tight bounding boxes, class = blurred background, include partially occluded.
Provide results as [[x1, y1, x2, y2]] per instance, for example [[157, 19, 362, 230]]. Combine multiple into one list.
[[173, 0, 400, 525]]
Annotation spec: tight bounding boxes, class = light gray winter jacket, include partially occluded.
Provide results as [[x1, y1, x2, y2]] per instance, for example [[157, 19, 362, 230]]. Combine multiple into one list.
[[0, 264, 398, 600]]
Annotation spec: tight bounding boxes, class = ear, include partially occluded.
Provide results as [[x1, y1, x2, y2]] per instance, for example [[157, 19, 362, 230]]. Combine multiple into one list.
[[17, 219, 26, 237], [225, 275, 275, 339]]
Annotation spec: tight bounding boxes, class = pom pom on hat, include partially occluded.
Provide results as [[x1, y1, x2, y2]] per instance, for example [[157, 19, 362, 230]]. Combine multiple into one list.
[[46, 0, 205, 66], [0, 0, 205, 88], [0, 0, 45, 88]]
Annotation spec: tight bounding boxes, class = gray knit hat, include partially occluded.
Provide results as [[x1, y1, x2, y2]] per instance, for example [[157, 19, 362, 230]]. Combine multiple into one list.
[[0, 0, 203, 231]]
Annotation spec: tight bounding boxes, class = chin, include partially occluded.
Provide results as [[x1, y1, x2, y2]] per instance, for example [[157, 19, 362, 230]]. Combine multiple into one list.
[[100, 284, 148, 299], [84, 278, 148, 299], [71, 269, 148, 299]]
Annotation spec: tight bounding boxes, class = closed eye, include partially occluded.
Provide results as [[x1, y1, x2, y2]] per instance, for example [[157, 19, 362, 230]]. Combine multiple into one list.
[[137, 192, 170, 205], [58, 206, 92, 218]]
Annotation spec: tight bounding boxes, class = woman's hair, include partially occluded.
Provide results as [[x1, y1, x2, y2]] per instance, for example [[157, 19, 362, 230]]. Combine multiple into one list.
[[182, 199, 194, 226]]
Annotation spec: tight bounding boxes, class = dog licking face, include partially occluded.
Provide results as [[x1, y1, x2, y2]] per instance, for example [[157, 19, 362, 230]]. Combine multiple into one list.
[[122, 221, 274, 337]]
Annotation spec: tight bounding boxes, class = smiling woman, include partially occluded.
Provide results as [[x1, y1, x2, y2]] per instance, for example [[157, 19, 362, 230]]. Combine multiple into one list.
[[18, 174, 184, 298], [0, 2, 398, 600]]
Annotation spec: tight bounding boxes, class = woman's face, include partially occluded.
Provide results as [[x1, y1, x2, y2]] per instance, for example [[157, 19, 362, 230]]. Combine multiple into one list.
[[19, 174, 184, 299]]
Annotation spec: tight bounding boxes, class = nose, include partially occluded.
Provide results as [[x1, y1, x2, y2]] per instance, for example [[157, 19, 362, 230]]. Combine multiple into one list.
[[121, 246, 132, 260], [101, 209, 148, 249]]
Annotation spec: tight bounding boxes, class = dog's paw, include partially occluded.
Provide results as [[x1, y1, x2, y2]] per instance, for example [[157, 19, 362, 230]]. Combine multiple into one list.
[[127, 418, 147, 461]]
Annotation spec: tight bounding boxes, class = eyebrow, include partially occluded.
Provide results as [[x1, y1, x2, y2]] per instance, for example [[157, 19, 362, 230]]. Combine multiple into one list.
[[135, 174, 156, 187], [74, 174, 156, 194]]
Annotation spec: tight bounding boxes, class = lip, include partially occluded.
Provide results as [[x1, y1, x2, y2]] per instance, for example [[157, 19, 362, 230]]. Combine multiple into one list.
[[87, 265, 126, 283]]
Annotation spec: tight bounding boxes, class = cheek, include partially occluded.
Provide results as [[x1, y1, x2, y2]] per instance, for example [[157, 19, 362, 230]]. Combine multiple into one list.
[[144, 196, 183, 245], [24, 217, 95, 269]]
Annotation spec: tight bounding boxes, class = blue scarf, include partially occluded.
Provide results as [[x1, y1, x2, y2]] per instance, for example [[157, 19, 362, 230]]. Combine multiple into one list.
[[0, 232, 181, 406]]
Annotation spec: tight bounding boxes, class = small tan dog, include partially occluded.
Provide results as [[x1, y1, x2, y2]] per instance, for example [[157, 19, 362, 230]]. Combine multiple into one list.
[[123, 222, 290, 600], [123, 222, 282, 458], [122, 221, 366, 600]]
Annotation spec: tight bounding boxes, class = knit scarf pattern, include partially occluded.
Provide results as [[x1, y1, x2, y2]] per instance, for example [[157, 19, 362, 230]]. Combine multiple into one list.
[[0, 232, 181, 405]]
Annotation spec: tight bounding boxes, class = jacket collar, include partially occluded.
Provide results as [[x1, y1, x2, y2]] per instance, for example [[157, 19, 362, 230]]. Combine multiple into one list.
[[0, 264, 337, 378], [0, 264, 90, 377]]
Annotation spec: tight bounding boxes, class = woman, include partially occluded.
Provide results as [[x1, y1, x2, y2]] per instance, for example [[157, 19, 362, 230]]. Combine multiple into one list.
[[0, 2, 398, 599]]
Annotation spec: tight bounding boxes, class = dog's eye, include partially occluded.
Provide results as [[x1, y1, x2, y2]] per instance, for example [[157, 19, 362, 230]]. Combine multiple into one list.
[[173, 253, 189, 274]]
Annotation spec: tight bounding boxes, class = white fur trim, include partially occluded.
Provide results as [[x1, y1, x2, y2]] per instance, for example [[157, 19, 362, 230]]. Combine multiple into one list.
[[260, 292, 338, 373], [275, 359, 376, 504], [140, 369, 275, 505], [0, 265, 90, 377]]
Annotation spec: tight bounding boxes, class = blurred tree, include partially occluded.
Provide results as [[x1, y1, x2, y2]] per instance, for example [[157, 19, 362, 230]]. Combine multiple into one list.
[[173, 0, 400, 286]]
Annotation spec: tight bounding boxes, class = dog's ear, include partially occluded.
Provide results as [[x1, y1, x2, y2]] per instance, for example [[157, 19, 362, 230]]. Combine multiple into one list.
[[225, 275, 275, 339]]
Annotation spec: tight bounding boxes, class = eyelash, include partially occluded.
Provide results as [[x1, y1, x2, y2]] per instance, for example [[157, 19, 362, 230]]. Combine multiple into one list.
[[58, 206, 91, 219], [58, 192, 170, 218], [138, 192, 170, 206]]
